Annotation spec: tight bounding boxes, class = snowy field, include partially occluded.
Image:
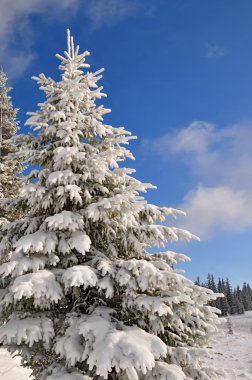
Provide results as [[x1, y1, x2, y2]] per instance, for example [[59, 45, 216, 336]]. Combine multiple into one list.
[[0, 348, 31, 379], [206, 311, 252, 379], [0, 311, 252, 379]]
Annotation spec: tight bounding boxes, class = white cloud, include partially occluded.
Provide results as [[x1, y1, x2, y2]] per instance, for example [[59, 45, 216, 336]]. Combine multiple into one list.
[[149, 121, 252, 239], [4, 51, 35, 81], [0, 0, 153, 78], [84, 0, 141, 29], [206, 44, 228, 59], [0, 0, 79, 79], [180, 186, 252, 239], [152, 121, 252, 189], [152, 121, 217, 154]]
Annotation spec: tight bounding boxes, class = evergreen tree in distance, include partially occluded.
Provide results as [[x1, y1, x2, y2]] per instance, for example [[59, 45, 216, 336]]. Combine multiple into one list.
[[225, 278, 236, 315], [217, 278, 230, 316], [200, 274, 252, 316], [0, 70, 21, 222], [0, 31, 224, 380]]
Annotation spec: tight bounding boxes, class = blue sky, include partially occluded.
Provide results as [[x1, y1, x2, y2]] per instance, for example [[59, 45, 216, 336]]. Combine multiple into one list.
[[1, 0, 252, 285]]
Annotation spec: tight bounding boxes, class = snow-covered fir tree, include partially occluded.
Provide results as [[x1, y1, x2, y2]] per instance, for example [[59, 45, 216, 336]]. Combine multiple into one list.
[[0, 31, 225, 380], [0, 70, 21, 222]]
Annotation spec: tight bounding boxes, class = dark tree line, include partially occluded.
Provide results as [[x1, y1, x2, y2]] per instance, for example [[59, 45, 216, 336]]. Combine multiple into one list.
[[195, 274, 252, 316]]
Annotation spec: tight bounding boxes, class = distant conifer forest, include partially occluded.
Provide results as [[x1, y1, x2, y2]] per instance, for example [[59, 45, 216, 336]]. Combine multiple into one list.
[[196, 274, 252, 316]]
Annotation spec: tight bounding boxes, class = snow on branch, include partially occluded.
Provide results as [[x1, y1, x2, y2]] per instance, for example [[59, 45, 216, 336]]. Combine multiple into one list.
[[55, 307, 167, 380]]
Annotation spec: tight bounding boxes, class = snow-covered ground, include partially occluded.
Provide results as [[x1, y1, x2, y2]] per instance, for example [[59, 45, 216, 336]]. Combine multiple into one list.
[[0, 348, 31, 379], [206, 311, 252, 379], [0, 311, 252, 379]]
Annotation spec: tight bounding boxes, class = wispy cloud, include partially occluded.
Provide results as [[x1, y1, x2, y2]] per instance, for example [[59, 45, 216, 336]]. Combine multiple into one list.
[[0, 0, 79, 79], [0, 0, 154, 79], [84, 0, 144, 29], [206, 44, 228, 59], [5, 51, 35, 81], [147, 121, 252, 239], [180, 186, 252, 239]]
